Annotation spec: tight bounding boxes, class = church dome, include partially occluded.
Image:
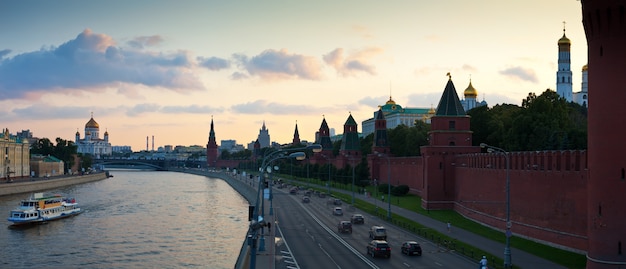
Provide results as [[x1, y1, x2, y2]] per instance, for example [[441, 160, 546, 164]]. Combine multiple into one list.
[[428, 106, 436, 115], [85, 117, 99, 129], [582, 64, 588, 71], [464, 81, 478, 97], [385, 96, 396, 105], [558, 33, 570, 45]]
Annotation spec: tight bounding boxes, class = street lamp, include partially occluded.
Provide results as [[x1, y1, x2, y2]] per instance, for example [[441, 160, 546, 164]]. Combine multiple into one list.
[[251, 150, 307, 269], [375, 152, 392, 221], [480, 143, 512, 269]]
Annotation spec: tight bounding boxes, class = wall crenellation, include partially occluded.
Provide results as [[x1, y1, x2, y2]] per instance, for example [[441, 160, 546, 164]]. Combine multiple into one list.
[[458, 150, 587, 172]]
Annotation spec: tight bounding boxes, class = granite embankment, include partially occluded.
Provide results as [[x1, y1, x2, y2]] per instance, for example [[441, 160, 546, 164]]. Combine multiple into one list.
[[169, 168, 257, 204], [0, 172, 109, 196]]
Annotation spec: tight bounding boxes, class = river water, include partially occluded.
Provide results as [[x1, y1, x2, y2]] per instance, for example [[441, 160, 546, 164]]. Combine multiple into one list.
[[0, 170, 249, 269]]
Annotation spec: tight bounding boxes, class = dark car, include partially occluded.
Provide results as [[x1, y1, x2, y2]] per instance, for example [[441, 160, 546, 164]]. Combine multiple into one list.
[[338, 221, 352, 233], [400, 241, 422, 256], [366, 240, 391, 258], [302, 196, 310, 203], [350, 214, 365, 224], [333, 198, 342, 205]]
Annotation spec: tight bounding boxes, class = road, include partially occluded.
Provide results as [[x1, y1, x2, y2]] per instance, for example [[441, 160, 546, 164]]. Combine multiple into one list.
[[270, 185, 478, 269]]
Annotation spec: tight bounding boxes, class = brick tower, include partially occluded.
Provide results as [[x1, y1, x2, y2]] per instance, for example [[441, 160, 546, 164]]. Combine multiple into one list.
[[206, 118, 218, 168], [582, 1, 626, 268], [420, 75, 478, 210], [292, 121, 301, 146]]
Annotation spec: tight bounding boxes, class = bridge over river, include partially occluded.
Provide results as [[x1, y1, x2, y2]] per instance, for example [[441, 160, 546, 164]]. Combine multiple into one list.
[[93, 158, 206, 171]]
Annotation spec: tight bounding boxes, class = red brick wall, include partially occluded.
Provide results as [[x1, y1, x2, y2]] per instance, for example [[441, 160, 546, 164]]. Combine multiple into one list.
[[454, 151, 588, 252]]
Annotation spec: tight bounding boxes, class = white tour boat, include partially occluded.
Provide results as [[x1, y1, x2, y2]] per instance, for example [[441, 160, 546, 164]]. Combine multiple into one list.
[[7, 193, 82, 225]]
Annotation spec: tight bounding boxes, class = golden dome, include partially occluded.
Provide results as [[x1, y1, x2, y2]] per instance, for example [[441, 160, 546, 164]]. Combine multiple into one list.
[[582, 64, 588, 71], [385, 96, 396, 105], [85, 117, 99, 129], [428, 105, 436, 114], [558, 33, 570, 45], [464, 81, 478, 97]]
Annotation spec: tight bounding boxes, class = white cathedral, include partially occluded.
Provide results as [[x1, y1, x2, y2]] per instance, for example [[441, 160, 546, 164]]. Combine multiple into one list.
[[75, 114, 112, 158]]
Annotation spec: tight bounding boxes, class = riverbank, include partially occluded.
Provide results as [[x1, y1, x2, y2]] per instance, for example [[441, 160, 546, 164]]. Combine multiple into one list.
[[0, 172, 109, 196]]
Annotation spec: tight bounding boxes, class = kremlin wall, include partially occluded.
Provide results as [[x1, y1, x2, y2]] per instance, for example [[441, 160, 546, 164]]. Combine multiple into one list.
[[206, 1, 625, 266]]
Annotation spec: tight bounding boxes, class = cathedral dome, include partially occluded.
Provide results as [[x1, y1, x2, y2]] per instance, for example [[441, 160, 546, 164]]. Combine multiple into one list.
[[85, 117, 99, 129], [428, 106, 436, 115], [464, 81, 478, 97], [558, 33, 570, 45], [385, 96, 396, 105], [582, 64, 588, 71]]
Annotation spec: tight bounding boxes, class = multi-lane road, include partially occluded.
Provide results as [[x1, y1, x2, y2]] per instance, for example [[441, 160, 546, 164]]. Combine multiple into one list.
[[268, 186, 478, 269]]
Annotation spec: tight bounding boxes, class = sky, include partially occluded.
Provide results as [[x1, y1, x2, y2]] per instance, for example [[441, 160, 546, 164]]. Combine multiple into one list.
[[0, 0, 587, 151]]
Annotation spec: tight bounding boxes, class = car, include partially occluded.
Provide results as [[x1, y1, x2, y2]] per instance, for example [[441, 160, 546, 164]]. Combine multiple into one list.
[[304, 190, 312, 197], [333, 199, 342, 205], [333, 207, 343, 216], [302, 196, 310, 203], [337, 221, 352, 233], [369, 226, 387, 240], [400, 241, 422, 256], [366, 240, 391, 258], [350, 214, 365, 224], [318, 192, 326, 198], [289, 188, 297, 194]]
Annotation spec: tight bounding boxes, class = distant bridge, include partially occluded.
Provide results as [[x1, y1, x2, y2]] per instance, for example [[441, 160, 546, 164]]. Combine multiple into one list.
[[92, 158, 207, 171]]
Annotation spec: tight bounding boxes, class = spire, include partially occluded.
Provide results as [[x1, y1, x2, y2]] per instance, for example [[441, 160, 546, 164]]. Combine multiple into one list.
[[292, 120, 301, 145], [435, 76, 466, 116]]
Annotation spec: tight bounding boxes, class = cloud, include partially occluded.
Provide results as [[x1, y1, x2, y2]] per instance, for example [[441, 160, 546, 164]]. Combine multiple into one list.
[[198, 56, 231, 71], [499, 66, 538, 83], [234, 49, 323, 81], [161, 104, 223, 114], [126, 35, 164, 49], [230, 72, 248, 80], [358, 95, 387, 107], [231, 100, 325, 115], [323, 47, 382, 77], [2, 103, 119, 122], [126, 103, 223, 116], [0, 29, 204, 101], [0, 49, 11, 60]]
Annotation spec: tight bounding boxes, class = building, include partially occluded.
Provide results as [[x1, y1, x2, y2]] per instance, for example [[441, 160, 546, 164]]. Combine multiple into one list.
[[459, 79, 488, 112], [573, 64, 588, 107], [361, 96, 435, 137], [75, 114, 112, 158], [556, 25, 588, 107], [257, 121, 270, 148], [556, 26, 574, 102], [1, 128, 30, 180]]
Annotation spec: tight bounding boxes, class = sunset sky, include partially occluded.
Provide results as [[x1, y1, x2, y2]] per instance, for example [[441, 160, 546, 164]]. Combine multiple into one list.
[[0, 1, 587, 151]]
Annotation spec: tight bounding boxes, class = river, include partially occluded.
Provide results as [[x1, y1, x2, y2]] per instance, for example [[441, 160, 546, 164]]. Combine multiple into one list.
[[0, 170, 249, 269]]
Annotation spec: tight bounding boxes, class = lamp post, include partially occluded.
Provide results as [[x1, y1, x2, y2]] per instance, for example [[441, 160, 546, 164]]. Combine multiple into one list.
[[376, 152, 392, 221], [260, 144, 321, 217], [480, 143, 512, 269], [251, 150, 310, 269]]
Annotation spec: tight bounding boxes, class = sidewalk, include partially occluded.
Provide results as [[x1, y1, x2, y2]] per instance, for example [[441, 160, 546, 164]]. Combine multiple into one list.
[[290, 180, 567, 269]]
